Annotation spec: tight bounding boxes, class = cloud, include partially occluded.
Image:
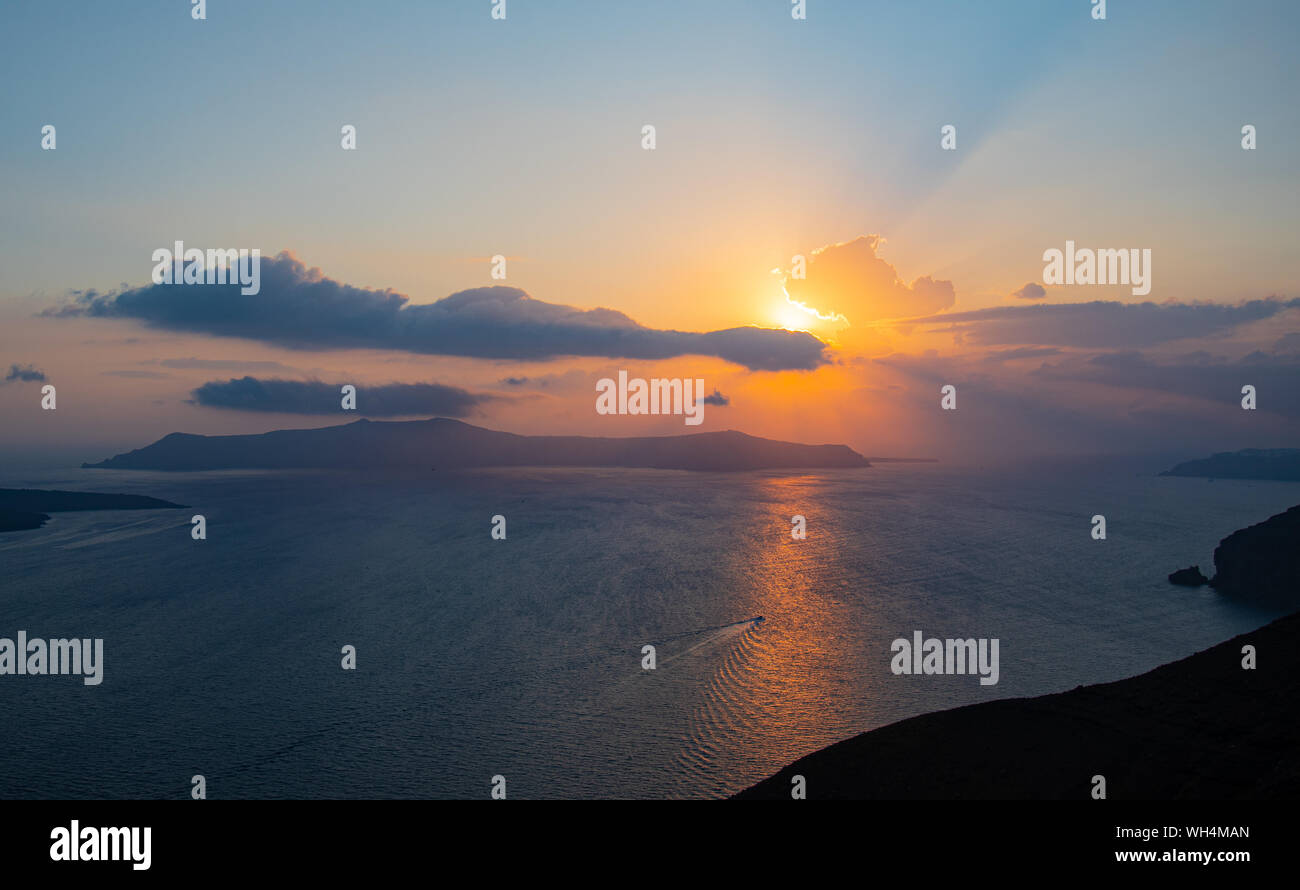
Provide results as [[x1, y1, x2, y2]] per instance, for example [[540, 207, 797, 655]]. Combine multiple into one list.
[[873, 351, 989, 384], [51, 251, 828, 372], [784, 235, 956, 322], [1086, 350, 1146, 368], [101, 370, 171, 379], [3, 363, 46, 384], [702, 389, 730, 406], [1011, 282, 1046, 301], [1034, 350, 1300, 415], [921, 298, 1300, 347], [490, 368, 594, 393], [869, 346, 1300, 458], [189, 376, 495, 417], [155, 357, 294, 371], [1273, 332, 1300, 355], [981, 346, 1061, 363]]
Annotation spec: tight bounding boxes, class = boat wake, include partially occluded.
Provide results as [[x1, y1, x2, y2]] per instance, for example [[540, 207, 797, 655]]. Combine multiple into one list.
[[647, 616, 764, 648]]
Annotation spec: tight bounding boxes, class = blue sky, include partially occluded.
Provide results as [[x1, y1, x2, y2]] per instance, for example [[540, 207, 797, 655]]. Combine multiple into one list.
[[4, 0, 1295, 312]]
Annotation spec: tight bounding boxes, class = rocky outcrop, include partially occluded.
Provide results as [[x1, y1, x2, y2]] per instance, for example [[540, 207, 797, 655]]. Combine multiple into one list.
[[1168, 566, 1209, 586], [1210, 504, 1300, 603], [0, 509, 51, 532]]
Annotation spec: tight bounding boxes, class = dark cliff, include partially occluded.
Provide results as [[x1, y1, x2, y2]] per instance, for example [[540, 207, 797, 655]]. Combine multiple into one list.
[[1210, 504, 1300, 603]]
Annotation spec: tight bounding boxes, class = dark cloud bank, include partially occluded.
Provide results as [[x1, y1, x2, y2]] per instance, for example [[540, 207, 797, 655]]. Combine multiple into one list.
[[190, 377, 492, 417], [923, 298, 1299, 347], [52, 252, 828, 372]]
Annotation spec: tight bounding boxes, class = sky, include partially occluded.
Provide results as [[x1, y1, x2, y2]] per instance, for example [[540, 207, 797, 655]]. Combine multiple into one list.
[[1, 0, 1297, 467]]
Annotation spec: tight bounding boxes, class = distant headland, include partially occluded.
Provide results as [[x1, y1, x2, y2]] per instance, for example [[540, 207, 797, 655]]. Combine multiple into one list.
[[1160, 448, 1300, 482], [82, 418, 873, 473], [0, 489, 187, 533]]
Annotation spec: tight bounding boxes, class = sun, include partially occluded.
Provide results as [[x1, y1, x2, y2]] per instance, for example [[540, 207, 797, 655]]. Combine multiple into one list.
[[773, 303, 807, 330], [773, 296, 825, 331]]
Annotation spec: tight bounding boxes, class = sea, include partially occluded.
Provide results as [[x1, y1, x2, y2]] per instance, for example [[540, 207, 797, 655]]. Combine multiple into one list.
[[0, 456, 1294, 799]]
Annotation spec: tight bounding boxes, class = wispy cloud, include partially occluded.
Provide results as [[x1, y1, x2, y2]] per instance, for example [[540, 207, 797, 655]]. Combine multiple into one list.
[[1033, 350, 1300, 415], [102, 370, 171, 379], [155, 357, 295, 371], [981, 346, 1061, 363]]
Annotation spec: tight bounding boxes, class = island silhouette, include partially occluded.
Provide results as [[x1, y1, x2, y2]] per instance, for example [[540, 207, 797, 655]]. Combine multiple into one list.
[[83, 417, 872, 472]]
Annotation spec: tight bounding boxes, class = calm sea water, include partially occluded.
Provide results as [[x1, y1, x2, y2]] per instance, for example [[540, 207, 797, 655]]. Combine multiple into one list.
[[0, 457, 1293, 799]]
